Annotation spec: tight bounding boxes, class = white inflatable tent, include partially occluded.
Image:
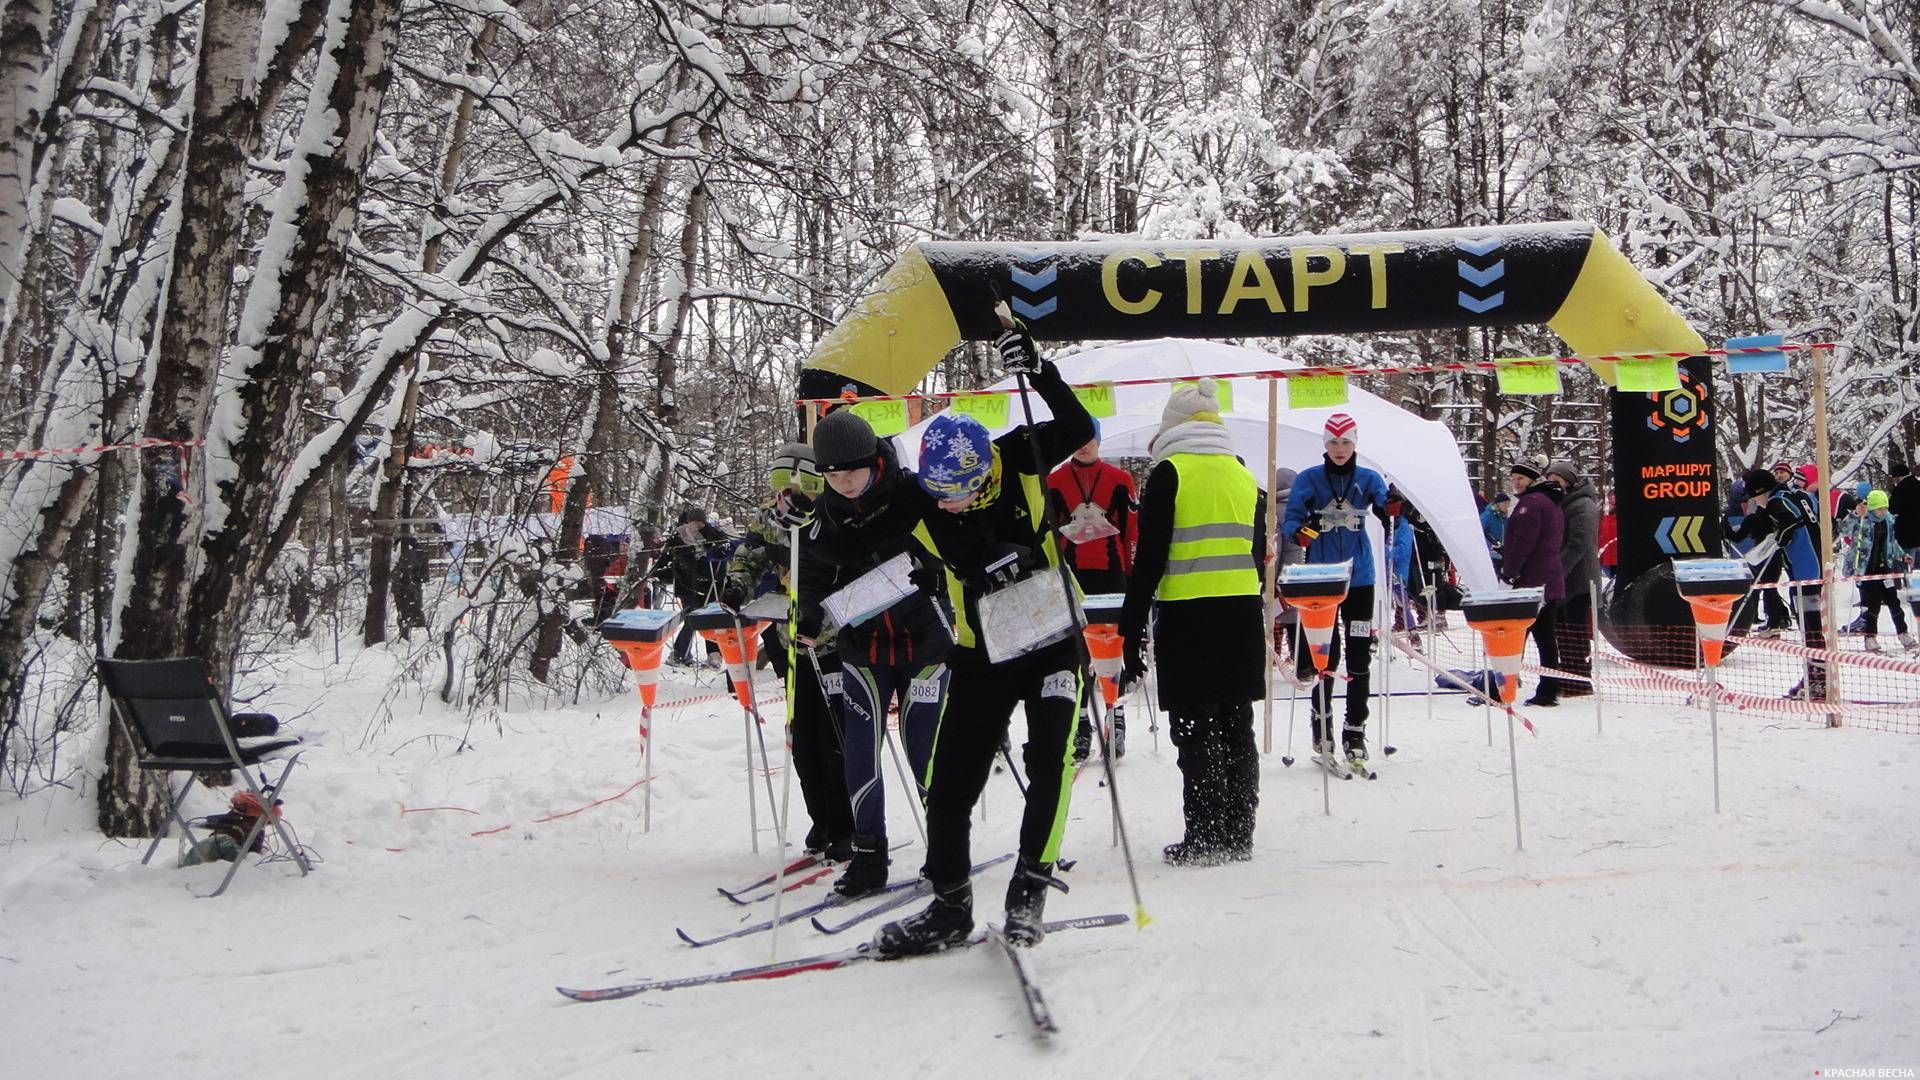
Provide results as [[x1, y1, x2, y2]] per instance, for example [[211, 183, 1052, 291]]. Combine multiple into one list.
[[894, 339, 1499, 611]]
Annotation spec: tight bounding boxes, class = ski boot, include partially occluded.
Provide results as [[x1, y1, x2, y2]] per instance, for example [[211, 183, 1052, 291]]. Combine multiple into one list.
[[1343, 725, 1374, 779], [830, 833, 888, 899], [873, 879, 974, 957], [1072, 715, 1093, 764], [1110, 704, 1127, 760], [1002, 857, 1067, 946], [1901, 632, 1918, 653]]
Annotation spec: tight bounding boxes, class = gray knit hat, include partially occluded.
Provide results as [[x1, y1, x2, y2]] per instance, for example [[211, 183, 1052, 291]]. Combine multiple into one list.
[[812, 410, 878, 472], [1546, 459, 1581, 485]]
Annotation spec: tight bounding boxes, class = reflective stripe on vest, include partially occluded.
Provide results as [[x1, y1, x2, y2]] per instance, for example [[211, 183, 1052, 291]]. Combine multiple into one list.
[[1158, 452, 1260, 601]]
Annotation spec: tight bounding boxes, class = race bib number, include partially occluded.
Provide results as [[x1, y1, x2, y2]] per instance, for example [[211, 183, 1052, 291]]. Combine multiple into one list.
[[1042, 670, 1078, 700], [822, 672, 843, 696], [908, 675, 944, 704], [1348, 619, 1374, 637]]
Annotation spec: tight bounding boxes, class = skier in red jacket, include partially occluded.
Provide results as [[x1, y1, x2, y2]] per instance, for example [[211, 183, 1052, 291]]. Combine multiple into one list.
[[1047, 424, 1138, 760]]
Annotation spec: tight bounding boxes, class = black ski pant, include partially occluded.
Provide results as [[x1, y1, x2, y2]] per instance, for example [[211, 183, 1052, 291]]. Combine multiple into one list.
[[794, 648, 854, 849], [1293, 584, 1375, 745], [1754, 556, 1793, 628], [1859, 580, 1909, 636], [923, 643, 1079, 887], [1529, 600, 1562, 703], [1555, 592, 1593, 680], [1169, 700, 1258, 851]]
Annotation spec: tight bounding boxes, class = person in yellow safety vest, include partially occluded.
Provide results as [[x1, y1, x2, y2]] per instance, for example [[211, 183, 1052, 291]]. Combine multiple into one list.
[[1118, 378, 1269, 866]]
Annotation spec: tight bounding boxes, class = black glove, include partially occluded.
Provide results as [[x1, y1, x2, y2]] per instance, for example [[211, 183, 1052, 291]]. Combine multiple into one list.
[[908, 557, 944, 596], [719, 581, 748, 610], [994, 328, 1042, 376], [773, 491, 814, 529], [1120, 634, 1149, 689]]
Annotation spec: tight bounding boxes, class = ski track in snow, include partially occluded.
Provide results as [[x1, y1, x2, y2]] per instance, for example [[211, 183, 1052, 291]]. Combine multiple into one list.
[[2, 645, 1917, 1078]]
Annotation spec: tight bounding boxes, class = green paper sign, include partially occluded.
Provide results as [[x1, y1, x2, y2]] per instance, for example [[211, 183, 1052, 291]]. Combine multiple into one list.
[[1286, 373, 1348, 409], [1496, 358, 1562, 396], [1615, 357, 1681, 392], [1174, 379, 1233, 412], [849, 398, 908, 437], [1073, 382, 1117, 419], [947, 391, 1009, 428]]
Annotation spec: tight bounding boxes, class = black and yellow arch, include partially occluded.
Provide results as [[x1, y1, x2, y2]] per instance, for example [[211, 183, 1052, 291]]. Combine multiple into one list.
[[797, 221, 1704, 399], [799, 221, 1716, 665]]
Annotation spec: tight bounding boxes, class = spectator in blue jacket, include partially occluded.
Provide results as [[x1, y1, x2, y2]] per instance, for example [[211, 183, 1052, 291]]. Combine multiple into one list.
[[1282, 412, 1390, 769], [1481, 493, 1511, 571]]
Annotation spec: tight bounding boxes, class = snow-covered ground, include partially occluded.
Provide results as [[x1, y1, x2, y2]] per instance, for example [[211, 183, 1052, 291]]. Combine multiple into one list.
[[3, 641, 1916, 1079]]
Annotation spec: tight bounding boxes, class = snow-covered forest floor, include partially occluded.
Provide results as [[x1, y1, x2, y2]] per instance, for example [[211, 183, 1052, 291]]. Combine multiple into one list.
[[3, 644, 1916, 1080]]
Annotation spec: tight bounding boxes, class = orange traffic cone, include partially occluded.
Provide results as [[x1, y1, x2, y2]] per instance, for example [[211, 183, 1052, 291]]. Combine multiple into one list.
[[1278, 562, 1352, 675], [1673, 559, 1753, 668], [1083, 623, 1124, 707], [598, 608, 679, 833], [1461, 589, 1545, 705]]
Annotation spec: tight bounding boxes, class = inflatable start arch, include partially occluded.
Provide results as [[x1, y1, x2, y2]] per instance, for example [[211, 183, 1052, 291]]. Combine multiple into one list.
[[798, 222, 1718, 663]]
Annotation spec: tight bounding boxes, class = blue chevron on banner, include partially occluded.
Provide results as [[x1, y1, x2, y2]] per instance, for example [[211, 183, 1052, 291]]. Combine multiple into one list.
[[1457, 291, 1505, 314], [1010, 263, 1058, 291], [1011, 295, 1058, 320], [1457, 259, 1506, 287], [1654, 515, 1679, 555], [1455, 236, 1503, 258]]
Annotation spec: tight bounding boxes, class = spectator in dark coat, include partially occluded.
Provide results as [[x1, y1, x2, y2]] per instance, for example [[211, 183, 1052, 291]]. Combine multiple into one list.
[[1501, 458, 1566, 706], [1548, 460, 1599, 694], [665, 508, 728, 664]]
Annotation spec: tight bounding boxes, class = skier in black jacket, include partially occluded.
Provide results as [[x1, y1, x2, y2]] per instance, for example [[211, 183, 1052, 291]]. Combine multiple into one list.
[[797, 410, 954, 899], [872, 327, 1094, 955]]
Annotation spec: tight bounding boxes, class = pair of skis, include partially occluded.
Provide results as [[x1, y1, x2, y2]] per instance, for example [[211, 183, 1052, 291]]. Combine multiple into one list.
[[558, 912, 1128, 1037], [677, 853, 1014, 947], [715, 852, 834, 905]]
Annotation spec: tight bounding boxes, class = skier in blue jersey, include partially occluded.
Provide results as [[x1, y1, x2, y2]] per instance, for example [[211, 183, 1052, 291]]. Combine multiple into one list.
[[1282, 412, 1391, 772]]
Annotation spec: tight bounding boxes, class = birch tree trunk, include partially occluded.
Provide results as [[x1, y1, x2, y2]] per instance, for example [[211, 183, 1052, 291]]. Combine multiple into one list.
[[0, 0, 52, 326], [112, 0, 265, 671], [189, 0, 402, 686]]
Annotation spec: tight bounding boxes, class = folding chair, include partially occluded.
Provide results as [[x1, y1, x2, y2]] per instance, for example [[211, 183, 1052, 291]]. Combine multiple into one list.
[[96, 657, 311, 897]]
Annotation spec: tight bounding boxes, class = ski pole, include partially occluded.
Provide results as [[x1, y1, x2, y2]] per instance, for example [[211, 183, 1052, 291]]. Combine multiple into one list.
[[998, 301, 1148, 928], [770, 521, 802, 960], [1000, 736, 1028, 795], [1282, 660, 1298, 767]]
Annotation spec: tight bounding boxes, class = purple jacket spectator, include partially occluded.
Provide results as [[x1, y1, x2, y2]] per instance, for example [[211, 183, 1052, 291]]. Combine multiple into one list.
[[1501, 478, 1567, 601]]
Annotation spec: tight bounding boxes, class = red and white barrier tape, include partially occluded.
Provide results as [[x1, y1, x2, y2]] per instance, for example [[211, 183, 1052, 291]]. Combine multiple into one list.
[[1, 436, 204, 462], [1727, 633, 1920, 676], [1389, 635, 1536, 733], [1599, 651, 1917, 717]]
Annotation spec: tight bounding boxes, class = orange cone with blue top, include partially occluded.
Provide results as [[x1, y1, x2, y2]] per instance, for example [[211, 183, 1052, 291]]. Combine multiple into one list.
[[1279, 562, 1352, 675], [599, 608, 680, 832], [1462, 588, 1545, 705], [1672, 559, 1753, 668]]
